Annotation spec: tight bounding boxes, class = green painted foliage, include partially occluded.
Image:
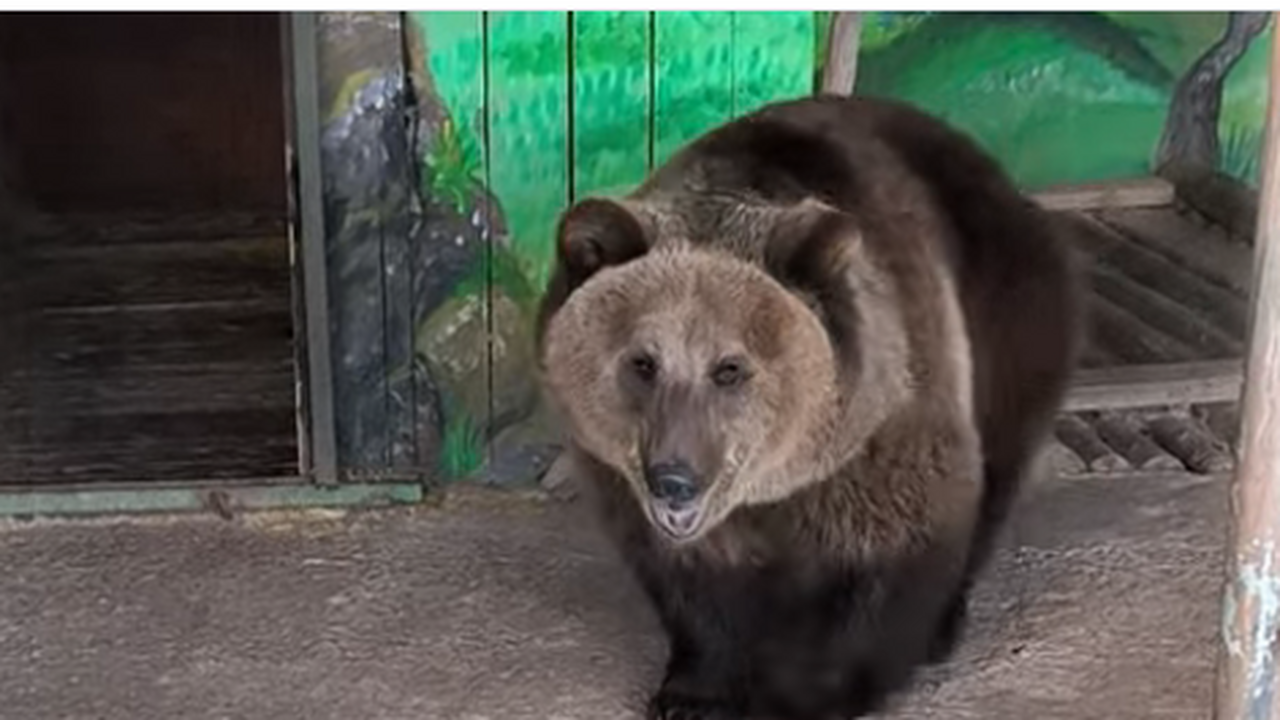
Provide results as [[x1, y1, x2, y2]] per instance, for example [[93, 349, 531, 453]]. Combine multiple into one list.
[[572, 11, 651, 200], [732, 12, 816, 116], [653, 12, 736, 166], [423, 118, 483, 215], [487, 11, 570, 292], [1221, 123, 1263, 186], [440, 413, 486, 478]]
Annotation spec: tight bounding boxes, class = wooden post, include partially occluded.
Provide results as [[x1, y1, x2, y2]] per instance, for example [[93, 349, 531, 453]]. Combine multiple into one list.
[[1217, 13, 1280, 720], [820, 12, 861, 95]]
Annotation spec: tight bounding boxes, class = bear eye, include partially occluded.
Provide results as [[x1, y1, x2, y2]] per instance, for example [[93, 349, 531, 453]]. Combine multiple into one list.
[[629, 353, 659, 383], [711, 358, 750, 388]]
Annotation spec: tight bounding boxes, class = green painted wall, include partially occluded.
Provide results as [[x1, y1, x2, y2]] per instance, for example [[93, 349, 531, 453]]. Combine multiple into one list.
[[396, 11, 1270, 484], [854, 12, 1270, 189]]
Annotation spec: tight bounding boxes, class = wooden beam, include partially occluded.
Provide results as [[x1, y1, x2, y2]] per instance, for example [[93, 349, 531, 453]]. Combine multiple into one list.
[[1064, 359, 1243, 412], [285, 11, 337, 485], [820, 12, 861, 95], [1086, 293, 1203, 365], [1065, 211, 1251, 339], [1031, 177, 1175, 212], [1095, 207, 1254, 296], [1217, 14, 1280, 720], [1091, 262, 1245, 359]]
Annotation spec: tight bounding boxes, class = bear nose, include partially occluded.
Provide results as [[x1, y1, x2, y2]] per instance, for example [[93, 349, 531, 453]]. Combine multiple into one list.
[[644, 462, 700, 505]]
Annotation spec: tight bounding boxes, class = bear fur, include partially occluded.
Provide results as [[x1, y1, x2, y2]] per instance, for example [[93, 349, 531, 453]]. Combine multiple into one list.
[[536, 94, 1082, 719]]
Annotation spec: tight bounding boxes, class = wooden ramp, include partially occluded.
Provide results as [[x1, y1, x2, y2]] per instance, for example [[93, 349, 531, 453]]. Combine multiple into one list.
[[1033, 179, 1251, 477]]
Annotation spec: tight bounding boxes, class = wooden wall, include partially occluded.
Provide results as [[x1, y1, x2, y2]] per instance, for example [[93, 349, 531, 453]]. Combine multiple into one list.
[[0, 13, 287, 214]]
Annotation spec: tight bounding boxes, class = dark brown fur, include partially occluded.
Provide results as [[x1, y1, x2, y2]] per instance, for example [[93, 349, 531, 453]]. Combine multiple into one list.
[[537, 95, 1081, 719]]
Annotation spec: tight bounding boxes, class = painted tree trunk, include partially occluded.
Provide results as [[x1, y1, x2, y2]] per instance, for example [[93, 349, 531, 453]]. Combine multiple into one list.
[[1156, 12, 1270, 172]]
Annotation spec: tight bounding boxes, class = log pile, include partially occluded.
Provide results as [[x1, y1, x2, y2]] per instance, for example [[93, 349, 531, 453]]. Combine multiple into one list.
[[1047, 404, 1238, 478]]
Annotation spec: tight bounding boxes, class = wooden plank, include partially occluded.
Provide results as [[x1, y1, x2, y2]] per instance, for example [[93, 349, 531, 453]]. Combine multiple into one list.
[[32, 211, 285, 247], [313, 12, 409, 471], [407, 11, 490, 478], [732, 11, 815, 116], [1064, 359, 1244, 411], [653, 11, 735, 167], [571, 11, 651, 200], [2, 365, 296, 417], [487, 10, 570, 288], [10, 302, 293, 377], [0, 209, 300, 486], [1062, 211, 1251, 339], [1095, 206, 1254, 296], [20, 236, 291, 310], [284, 11, 333, 484], [413, 11, 489, 149], [820, 12, 861, 95], [1218, 15, 1280, 719], [0, 409, 298, 484], [1091, 262, 1244, 359], [1087, 294, 1202, 365], [1031, 177, 1175, 212]]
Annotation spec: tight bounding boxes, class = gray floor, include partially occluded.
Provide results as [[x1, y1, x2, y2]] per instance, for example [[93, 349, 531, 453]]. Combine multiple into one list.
[[0, 471, 1227, 720]]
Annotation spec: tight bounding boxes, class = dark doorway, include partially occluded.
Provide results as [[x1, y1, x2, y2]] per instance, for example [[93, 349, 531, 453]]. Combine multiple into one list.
[[0, 13, 299, 485]]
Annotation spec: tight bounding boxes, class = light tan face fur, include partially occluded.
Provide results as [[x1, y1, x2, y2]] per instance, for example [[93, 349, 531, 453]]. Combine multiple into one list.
[[541, 247, 839, 543]]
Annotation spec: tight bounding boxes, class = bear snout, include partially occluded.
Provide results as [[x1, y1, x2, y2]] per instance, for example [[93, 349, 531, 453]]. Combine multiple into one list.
[[644, 460, 701, 505]]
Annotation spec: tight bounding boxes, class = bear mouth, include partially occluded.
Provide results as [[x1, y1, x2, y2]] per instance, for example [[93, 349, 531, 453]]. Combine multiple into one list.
[[649, 499, 705, 540]]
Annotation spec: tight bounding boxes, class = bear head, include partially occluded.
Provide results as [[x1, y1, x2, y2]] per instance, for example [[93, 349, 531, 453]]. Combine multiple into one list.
[[538, 196, 893, 544]]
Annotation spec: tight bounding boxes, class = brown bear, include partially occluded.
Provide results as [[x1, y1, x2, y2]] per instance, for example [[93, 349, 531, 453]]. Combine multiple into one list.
[[536, 94, 1082, 720]]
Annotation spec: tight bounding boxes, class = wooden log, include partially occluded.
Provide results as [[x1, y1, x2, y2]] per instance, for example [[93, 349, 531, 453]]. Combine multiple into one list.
[[1091, 261, 1244, 359], [1146, 413, 1234, 474], [1032, 177, 1175, 212], [1087, 294, 1203, 365], [1065, 359, 1244, 411], [1094, 206, 1253, 296], [1159, 159, 1259, 245], [820, 12, 861, 95], [1217, 15, 1280, 719], [1054, 414, 1130, 474], [1042, 439, 1088, 477], [1061, 211, 1251, 339], [1092, 411, 1185, 471], [1193, 401, 1242, 452]]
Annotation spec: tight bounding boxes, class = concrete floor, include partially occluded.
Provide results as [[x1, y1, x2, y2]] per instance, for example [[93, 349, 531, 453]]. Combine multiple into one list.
[[0, 471, 1227, 720]]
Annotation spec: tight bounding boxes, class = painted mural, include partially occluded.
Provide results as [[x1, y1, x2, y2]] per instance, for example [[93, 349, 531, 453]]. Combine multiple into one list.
[[850, 12, 1272, 189], [319, 12, 1273, 486]]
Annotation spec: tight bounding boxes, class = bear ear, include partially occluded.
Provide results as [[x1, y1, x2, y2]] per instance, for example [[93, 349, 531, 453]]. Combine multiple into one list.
[[761, 200, 863, 359], [762, 200, 861, 296], [555, 197, 652, 288], [536, 198, 653, 347]]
